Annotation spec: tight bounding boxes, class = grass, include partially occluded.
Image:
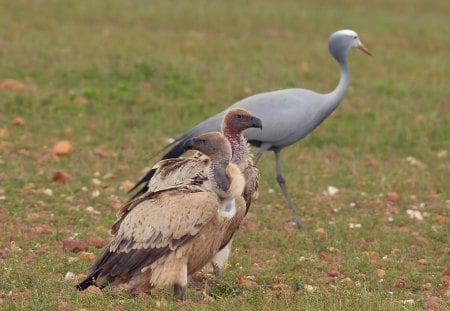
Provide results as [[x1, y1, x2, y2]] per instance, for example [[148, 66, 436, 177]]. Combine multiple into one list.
[[0, 0, 449, 310]]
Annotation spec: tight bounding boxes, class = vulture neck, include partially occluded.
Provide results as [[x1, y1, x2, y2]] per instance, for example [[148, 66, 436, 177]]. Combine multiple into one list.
[[209, 160, 231, 194], [322, 53, 350, 118], [223, 128, 247, 168]]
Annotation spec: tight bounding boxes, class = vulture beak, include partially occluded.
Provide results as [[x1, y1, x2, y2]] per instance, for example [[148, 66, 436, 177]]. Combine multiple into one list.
[[357, 42, 372, 56], [250, 116, 263, 130]]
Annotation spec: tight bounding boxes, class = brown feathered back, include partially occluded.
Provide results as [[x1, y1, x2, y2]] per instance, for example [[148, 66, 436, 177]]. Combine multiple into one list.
[[76, 132, 246, 298]]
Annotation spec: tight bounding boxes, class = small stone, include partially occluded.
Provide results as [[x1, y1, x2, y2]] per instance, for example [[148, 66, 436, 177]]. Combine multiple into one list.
[[52, 171, 72, 183], [78, 251, 95, 262], [42, 189, 53, 196], [84, 286, 102, 295], [86, 236, 106, 249], [376, 269, 386, 278], [64, 271, 76, 280], [391, 278, 407, 289], [11, 117, 25, 126], [327, 186, 339, 196], [417, 258, 427, 265], [385, 192, 399, 202], [85, 206, 101, 215], [73, 96, 88, 105], [422, 282, 432, 289], [424, 296, 440, 310], [52, 141, 72, 156], [62, 239, 88, 253], [406, 209, 423, 221], [91, 190, 100, 198], [315, 227, 327, 237], [303, 284, 316, 293]]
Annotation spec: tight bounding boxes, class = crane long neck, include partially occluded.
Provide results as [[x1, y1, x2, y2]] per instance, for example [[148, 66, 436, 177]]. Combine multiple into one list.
[[327, 56, 349, 110]]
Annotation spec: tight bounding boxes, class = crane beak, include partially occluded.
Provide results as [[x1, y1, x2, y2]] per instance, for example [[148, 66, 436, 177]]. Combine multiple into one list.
[[357, 42, 372, 56]]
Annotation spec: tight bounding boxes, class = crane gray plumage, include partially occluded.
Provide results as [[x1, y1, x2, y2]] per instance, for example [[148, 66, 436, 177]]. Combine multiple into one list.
[[130, 29, 372, 228], [76, 132, 246, 300]]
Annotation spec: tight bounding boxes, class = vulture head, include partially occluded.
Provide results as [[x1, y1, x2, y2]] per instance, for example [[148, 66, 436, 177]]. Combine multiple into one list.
[[184, 132, 232, 163], [222, 108, 262, 134]]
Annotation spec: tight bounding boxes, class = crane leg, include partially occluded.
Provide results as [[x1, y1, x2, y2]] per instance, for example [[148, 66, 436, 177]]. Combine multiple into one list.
[[253, 143, 271, 164], [274, 150, 304, 229]]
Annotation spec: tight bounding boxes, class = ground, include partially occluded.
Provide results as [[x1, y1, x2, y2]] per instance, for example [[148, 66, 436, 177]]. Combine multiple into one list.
[[0, 0, 449, 310]]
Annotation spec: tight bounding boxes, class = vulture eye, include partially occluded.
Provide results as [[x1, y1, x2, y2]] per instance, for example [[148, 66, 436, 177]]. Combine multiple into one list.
[[234, 115, 242, 120], [353, 35, 358, 39]]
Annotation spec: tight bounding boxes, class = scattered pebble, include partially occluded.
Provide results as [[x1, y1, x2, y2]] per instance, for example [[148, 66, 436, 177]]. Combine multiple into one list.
[[85, 206, 101, 215], [406, 209, 423, 221], [11, 117, 25, 126], [436, 150, 448, 158], [348, 223, 362, 229], [326, 186, 339, 196], [385, 192, 400, 202], [303, 284, 316, 293], [52, 140, 73, 156], [405, 156, 426, 169], [376, 269, 386, 278], [91, 190, 100, 198], [64, 271, 76, 280], [78, 251, 95, 261], [43, 189, 53, 196]]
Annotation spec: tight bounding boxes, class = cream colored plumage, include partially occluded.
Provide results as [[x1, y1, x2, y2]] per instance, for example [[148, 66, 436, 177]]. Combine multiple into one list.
[[147, 108, 261, 195], [76, 132, 245, 300], [145, 108, 261, 275]]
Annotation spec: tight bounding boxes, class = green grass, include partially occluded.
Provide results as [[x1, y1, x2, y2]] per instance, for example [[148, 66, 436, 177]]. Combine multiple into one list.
[[0, 0, 449, 310]]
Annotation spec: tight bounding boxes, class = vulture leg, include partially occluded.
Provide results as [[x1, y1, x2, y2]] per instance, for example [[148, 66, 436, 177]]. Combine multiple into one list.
[[174, 284, 187, 301], [274, 149, 304, 229], [174, 264, 188, 300], [212, 241, 232, 277]]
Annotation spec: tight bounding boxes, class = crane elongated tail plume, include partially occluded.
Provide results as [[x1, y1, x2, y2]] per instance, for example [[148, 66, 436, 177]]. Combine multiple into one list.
[[129, 29, 371, 228]]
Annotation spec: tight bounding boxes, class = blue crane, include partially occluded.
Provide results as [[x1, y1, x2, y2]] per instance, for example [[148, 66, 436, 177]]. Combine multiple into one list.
[[130, 29, 372, 228]]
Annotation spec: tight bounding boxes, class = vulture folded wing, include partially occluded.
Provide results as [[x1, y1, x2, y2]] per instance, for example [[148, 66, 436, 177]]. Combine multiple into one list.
[[85, 188, 220, 287], [242, 161, 260, 212], [147, 153, 210, 192]]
